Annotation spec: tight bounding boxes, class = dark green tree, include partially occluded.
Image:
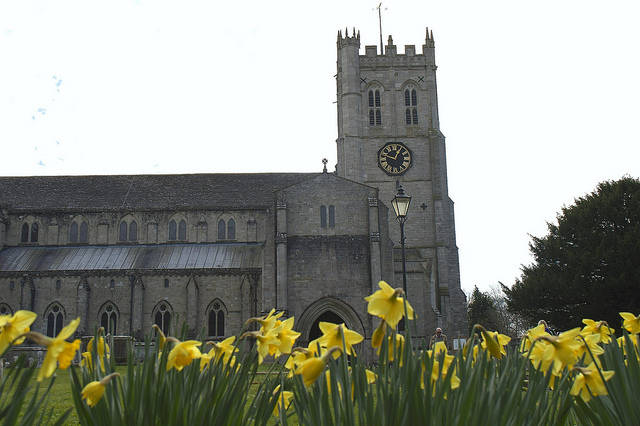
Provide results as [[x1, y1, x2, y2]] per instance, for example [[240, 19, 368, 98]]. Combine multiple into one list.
[[467, 286, 499, 333], [503, 177, 640, 332]]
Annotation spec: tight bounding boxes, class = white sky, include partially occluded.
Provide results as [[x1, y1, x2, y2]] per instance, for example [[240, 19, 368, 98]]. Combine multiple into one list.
[[1, 1, 639, 295]]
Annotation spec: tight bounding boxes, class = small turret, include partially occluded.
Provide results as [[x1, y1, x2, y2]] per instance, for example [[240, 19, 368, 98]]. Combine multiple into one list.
[[385, 35, 397, 55], [337, 26, 360, 48]]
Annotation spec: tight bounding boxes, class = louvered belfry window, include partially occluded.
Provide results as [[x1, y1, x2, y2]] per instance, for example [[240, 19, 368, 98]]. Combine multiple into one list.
[[368, 89, 382, 126], [405, 88, 418, 125]]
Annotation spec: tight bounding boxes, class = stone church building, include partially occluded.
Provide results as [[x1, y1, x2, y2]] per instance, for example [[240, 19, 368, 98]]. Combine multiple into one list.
[[0, 29, 467, 347]]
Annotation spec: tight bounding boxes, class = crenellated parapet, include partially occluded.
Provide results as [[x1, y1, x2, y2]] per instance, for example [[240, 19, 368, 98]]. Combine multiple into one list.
[[360, 28, 436, 67]]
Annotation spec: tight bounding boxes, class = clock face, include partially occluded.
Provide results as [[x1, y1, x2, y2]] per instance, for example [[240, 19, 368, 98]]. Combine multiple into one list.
[[377, 142, 412, 176]]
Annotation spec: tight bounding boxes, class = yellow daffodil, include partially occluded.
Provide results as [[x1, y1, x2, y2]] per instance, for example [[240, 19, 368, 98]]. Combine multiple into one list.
[[534, 328, 582, 375], [298, 347, 341, 387], [431, 341, 448, 357], [0, 310, 37, 354], [616, 334, 639, 356], [200, 337, 238, 370], [570, 363, 614, 402], [365, 281, 415, 328], [528, 338, 553, 373], [581, 319, 615, 344], [422, 349, 459, 395], [24, 317, 81, 382], [619, 312, 640, 334], [240, 330, 279, 364], [83, 334, 111, 372], [431, 360, 460, 394], [365, 368, 377, 385], [210, 336, 238, 363], [81, 373, 119, 407], [286, 339, 325, 378], [377, 333, 404, 363], [480, 328, 510, 359], [166, 340, 202, 371], [272, 385, 294, 417], [285, 347, 313, 378], [371, 319, 386, 349], [317, 322, 363, 357], [299, 357, 326, 387], [270, 317, 301, 357], [520, 324, 549, 354], [576, 333, 604, 366], [81, 351, 100, 371], [246, 309, 284, 335]]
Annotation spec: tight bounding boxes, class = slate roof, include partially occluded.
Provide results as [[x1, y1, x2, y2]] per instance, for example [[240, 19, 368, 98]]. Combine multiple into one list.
[[0, 243, 263, 273], [0, 173, 317, 212]]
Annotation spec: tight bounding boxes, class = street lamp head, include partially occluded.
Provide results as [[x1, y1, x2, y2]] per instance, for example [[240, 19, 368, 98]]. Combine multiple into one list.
[[391, 184, 411, 223]]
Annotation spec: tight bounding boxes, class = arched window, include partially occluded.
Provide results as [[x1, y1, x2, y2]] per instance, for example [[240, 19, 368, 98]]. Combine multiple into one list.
[[320, 205, 327, 228], [227, 219, 235, 240], [168, 220, 177, 241], [69, 222, 79, 243], [404, 87, 418, 125], [79, 221, 88, 243], [45, 303, 65, 338], [217, 219, 226, 240], [21, 223, 29, 242], [153, 302, 172, 336], [178, 219, 187, 240], [128, 221, 137, 241], [119, 221, 128, 241], [328, 205, 335, 228], [119, 218, 138, 242], [207, 300, 226, 338], [99, 302, 118, 335], [30, 223, 38, 243], [20, 219, 40, 243], [368, 88, 382, 126], [0, 303, 13, 316]]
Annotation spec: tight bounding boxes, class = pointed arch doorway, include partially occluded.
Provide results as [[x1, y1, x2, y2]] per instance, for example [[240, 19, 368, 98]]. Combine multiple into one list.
[[297, 297, 366, 346], [308, 311, 346, 342]]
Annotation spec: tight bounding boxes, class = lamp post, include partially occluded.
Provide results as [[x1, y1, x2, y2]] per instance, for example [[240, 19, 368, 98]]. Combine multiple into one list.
[[391, 184, 412, 296]]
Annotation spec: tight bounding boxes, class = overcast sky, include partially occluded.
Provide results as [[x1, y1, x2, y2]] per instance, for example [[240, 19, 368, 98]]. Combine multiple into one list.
[[1, 1, 639, 295]]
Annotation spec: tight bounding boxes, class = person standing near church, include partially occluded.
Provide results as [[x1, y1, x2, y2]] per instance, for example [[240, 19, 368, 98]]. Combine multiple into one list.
[[430, 327, 448, 349]]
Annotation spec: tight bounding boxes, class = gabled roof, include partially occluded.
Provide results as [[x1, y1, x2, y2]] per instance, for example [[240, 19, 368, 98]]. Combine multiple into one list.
[[276, 171, 378, 194], [0, 173, 317, 212]]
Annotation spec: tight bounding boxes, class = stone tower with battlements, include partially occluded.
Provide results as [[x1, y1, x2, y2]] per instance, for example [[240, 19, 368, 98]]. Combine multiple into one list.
[[335, 28, 468, 340]]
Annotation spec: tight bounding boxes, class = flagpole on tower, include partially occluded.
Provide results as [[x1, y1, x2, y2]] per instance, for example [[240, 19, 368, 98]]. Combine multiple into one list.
[[377, 2, 384, 54]]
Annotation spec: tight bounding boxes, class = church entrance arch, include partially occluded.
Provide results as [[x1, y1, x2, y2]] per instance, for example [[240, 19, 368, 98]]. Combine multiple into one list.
[[308, 311, 345, 342], [297, 297, 366, 345]]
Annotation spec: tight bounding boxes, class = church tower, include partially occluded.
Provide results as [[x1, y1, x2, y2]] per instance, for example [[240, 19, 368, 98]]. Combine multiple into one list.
[[336, 28, 467, 340]]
